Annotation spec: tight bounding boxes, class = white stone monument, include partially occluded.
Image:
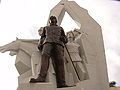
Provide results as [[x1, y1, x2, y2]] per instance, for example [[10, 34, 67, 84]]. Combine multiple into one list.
[[0, 0, 109, 90]]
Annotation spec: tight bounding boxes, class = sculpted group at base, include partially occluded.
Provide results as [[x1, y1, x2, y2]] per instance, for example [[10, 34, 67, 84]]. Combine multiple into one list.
[[0, 0, 110, 90]]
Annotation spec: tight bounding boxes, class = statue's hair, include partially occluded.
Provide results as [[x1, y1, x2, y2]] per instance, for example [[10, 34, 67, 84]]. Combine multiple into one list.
[[50, 16, 57, 20], [49, 16, 57, 24]]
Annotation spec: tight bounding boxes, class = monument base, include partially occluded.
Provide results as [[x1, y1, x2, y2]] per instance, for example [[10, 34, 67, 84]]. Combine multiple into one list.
[[17, 83, 55, 90], [17, 83, 81, 90]]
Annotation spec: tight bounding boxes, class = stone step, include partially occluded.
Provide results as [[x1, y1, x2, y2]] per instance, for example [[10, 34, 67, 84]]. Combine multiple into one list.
[[17, 83, 56, 90], [17, 82, 82, 90], [56, 85, 81, 90]]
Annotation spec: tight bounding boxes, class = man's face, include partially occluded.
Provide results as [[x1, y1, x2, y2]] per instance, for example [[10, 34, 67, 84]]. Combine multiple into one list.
[[51, 18, 57, 24]]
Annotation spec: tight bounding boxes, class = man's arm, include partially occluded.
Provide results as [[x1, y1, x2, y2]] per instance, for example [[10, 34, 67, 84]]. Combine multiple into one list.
[[60, 27, 68, 44], [38, 27, 46, 50]]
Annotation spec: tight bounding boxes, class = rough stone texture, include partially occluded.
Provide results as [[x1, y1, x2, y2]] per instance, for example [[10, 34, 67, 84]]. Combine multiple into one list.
[[110, 87, 120, 90]]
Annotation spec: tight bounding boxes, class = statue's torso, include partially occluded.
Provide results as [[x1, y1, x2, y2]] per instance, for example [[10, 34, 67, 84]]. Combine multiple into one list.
[[44, 26, 64, 45]]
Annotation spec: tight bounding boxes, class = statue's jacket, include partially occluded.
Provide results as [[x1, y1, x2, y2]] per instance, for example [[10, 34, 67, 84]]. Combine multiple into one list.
[[40, 25, 68, 47]]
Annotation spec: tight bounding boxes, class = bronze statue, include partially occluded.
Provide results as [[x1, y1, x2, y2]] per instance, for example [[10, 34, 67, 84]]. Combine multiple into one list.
[[30, 16, 68, 88]]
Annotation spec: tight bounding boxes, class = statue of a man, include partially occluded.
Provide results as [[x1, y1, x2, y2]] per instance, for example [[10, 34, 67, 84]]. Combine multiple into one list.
[[30, 16, 68, 88]]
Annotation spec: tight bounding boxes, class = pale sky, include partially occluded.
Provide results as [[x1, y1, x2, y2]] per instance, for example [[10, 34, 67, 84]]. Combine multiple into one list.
[[0, 0, 120, 90]]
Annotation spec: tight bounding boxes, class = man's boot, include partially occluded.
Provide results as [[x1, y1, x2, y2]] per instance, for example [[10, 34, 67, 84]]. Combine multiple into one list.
[[29, 74, 46, 83]]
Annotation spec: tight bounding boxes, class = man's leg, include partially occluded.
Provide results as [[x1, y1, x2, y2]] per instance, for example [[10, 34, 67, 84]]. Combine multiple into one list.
[[30, 44, 51, 83], [53, 45, 67, 87], [30, 53, 50, 83], [39, 53, 50, 81]]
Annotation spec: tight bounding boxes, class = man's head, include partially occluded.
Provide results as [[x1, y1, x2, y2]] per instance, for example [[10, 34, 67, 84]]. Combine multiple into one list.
[[49, 16, 57, 25]]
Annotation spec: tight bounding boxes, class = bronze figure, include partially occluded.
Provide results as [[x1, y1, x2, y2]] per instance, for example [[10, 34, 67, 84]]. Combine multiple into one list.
[[30, 16, 68, 88]]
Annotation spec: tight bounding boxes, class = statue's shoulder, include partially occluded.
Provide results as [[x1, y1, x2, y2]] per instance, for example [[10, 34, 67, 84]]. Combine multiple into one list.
[[58, 25, 62, 28], [42, 26, 48, 31], [43, 26, 48, 29], [58, 26, 63, 30]]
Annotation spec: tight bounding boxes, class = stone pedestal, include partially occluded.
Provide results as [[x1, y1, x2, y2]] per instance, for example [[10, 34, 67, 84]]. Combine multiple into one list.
[[17, 83, 55, 90], [17, 83, 82, 90]]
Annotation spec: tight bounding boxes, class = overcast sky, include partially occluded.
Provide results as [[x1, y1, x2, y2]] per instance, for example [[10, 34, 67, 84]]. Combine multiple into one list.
[[0, 0, 120, 90]]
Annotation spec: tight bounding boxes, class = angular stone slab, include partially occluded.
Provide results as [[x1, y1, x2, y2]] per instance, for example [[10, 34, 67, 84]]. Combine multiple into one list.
[[15, 50, 31, 75]]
